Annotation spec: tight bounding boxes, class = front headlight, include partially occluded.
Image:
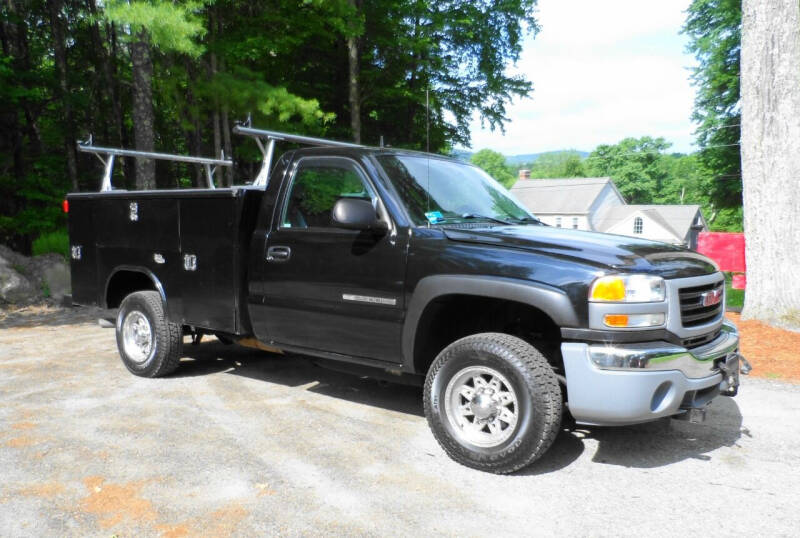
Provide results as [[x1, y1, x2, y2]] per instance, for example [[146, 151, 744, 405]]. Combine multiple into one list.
[[589, 274, 665, 303]]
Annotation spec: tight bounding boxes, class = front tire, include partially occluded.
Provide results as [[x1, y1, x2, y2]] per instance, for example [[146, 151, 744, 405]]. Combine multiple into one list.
[[116, 291, 182, 377], [424, 333, 562, 474]]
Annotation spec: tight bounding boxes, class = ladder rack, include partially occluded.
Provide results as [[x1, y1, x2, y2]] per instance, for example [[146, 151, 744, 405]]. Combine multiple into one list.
[[232, 119, 363, 187], [77, 135, 233, 191]]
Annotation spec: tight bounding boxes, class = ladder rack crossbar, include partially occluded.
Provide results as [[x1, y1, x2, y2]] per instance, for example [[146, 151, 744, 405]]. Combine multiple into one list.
[[77, 138, 232, 191], [77, 144, 232, 167], [232, 125, 363, 149]]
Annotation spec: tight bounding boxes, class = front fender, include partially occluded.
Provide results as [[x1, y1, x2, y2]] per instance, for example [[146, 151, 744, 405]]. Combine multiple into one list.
[[401, 274, 579, 369]]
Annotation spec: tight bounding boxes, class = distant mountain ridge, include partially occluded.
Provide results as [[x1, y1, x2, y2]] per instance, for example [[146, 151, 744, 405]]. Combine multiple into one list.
[[452, 149, 589, 164]]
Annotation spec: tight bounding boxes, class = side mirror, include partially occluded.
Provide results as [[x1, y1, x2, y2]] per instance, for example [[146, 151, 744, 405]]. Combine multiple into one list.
[[332, 198, 388, 232]]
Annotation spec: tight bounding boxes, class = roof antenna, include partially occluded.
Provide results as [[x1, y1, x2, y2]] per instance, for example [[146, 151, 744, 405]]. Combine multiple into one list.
[[425, 88, 431, 225], [425, 89, 430, 154]]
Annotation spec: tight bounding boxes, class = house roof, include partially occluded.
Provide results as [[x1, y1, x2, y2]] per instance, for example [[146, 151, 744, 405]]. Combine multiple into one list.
[[510, 177, 614, 214], [597, 205, 703, 239]]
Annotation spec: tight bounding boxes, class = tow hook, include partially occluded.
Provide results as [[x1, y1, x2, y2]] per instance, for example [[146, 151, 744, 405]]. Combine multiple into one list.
[[718, 352, 749, 397], [739, 354, 753, 375], [674, 407, 707, 424]]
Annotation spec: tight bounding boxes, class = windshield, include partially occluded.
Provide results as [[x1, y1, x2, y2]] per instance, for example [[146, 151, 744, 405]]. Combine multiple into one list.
[[375, 155, 537, 226]]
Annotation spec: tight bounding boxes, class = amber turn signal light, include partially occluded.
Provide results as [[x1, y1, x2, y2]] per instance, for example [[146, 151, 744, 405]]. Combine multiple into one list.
[[603, 314, 629, 327]]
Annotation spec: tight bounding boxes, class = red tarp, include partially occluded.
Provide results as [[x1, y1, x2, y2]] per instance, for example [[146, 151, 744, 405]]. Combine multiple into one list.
[[696, 232, 746, 289]]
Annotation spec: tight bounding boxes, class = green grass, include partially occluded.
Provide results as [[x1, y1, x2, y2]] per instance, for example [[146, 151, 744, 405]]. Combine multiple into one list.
[[32, 230, 69, 259], [724, 272, 744, 309]]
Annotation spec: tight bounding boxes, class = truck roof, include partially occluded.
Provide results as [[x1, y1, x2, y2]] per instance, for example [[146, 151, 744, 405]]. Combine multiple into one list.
[[287, 144, 466, 163]]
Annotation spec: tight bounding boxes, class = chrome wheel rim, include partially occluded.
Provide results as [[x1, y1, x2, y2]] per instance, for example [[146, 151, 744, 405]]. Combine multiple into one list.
[[121, 310, 153, 363], [444, 365, 519, 448]]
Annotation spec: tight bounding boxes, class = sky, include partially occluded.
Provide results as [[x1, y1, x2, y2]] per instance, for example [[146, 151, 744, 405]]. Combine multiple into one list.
[[465, 0, 698, 156]]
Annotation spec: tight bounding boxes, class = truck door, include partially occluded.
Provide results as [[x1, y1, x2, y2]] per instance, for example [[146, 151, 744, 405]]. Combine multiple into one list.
[[256, 156, 407, 363]]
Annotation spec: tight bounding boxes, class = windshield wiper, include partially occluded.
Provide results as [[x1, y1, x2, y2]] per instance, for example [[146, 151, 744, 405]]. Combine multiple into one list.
[[511, 216, 546, 225], [459, 213, 514, 225]]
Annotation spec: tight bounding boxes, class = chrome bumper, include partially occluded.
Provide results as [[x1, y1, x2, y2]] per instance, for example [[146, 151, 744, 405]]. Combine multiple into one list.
[[586, 319, 746, 379], [561, 320, 749, 426]]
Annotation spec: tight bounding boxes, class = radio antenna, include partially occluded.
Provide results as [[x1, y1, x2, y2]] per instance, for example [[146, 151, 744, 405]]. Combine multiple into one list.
[[425, 88, 431, 224], [426, 89, 430, 154]]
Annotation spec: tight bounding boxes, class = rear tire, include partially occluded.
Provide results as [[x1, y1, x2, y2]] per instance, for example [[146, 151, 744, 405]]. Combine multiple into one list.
[[423, 333, 562, 474], [116, 291, 182, 377]]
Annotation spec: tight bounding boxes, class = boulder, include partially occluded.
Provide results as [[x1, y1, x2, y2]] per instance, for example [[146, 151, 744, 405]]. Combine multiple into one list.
[[0, 245, 71, 304], [32, 253, 71, 301], [0, 250, 37, 304]]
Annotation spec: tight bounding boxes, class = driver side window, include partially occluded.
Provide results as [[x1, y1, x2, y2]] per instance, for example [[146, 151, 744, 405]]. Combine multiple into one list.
[[281, 159, 375, 229]]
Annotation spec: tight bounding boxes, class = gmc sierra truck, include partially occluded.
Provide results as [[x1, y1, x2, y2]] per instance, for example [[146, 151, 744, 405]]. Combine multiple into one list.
[[67, 125, 749, 474]]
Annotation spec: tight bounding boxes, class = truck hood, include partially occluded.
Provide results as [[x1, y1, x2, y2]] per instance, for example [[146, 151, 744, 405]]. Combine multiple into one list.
[[443, 225, 716, 279]]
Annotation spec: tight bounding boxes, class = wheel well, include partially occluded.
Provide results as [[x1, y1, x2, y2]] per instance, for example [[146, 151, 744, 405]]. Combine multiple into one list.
[[105, 270, 158, 308], [412, 295, 562, 376]]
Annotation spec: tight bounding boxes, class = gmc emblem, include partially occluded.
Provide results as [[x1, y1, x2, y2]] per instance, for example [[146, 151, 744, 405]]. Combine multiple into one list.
[[702, 288, 723, 307]]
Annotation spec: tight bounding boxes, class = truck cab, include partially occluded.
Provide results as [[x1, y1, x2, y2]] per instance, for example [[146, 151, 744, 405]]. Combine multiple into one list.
[[68, 126, 748, 474]]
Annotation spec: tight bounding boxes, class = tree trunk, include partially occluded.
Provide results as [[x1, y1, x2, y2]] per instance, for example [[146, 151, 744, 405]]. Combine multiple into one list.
[[47, 0, 79, 191], [130, 32, 155, 190], [109, 22, 133, 187], [86, 3, 125, 151], [4, 0, 41, 157], [0, 4, 25, 182], [208, 10, 222, 176], [218, 27, 233, 187], [182, 59, 203, 188], [221, 103, 233, 186], [346, 0, 361, 144], [740, 0, 800, 325]]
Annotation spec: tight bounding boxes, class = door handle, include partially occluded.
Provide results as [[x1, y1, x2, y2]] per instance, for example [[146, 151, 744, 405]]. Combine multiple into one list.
[[266, 245, 291, 262]]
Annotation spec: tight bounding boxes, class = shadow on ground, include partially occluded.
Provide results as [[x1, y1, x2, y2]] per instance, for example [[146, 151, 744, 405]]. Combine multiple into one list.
[[176, 339, 745, 475], [177, 338, 425, 417]]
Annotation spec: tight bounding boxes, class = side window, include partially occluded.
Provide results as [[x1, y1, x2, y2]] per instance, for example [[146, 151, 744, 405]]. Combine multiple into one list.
[[281, 159, 375, 229]]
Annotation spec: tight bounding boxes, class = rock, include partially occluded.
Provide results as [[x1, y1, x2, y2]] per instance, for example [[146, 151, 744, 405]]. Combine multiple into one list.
[[32, 254, 71, 301], [0, 251, 37, 304], [0, 245, 71, 304]]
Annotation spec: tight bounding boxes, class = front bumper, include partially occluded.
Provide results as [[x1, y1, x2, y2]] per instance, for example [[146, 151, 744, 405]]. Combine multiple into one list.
[[561, 321, 748, 426]]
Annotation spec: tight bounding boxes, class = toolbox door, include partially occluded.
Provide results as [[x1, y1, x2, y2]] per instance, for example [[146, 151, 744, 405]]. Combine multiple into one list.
[[67, 197, 98, 305], [178, 194, 238, 332]]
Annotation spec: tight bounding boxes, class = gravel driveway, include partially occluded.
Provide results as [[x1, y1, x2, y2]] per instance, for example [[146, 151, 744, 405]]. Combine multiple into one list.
[[1, 307, 799, 537]]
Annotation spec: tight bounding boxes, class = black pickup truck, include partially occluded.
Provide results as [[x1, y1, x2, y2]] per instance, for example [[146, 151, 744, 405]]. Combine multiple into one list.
[[67, 126, 748, 474]]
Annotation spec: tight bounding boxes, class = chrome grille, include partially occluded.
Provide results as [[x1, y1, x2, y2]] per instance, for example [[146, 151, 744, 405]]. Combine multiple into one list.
[[678, 280, 724, 328], [681, 330, 721, 349]]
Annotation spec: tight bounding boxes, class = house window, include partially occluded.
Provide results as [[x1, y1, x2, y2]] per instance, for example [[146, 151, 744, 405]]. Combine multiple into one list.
[[633, 216, 643, 234], [572, 217, 579, 229], [555, 217, 562, 228]]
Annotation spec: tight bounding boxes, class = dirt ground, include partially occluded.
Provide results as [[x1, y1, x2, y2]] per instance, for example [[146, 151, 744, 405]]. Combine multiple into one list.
[[1, 305, 800, 536], [726, 312, 800, 383]]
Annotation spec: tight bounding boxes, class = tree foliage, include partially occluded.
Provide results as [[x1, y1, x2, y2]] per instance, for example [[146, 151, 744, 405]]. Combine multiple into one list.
[[683, 0, 742, 219], [584, 137, 674, 204], [470, 149, 515, 188], [0, 0, 538, 252], [103, 0, 206, 56], [518, 151, 586, 179]]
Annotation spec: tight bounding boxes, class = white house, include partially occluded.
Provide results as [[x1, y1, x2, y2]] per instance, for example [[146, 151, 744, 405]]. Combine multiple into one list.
[[510, 177, 707, 247]]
